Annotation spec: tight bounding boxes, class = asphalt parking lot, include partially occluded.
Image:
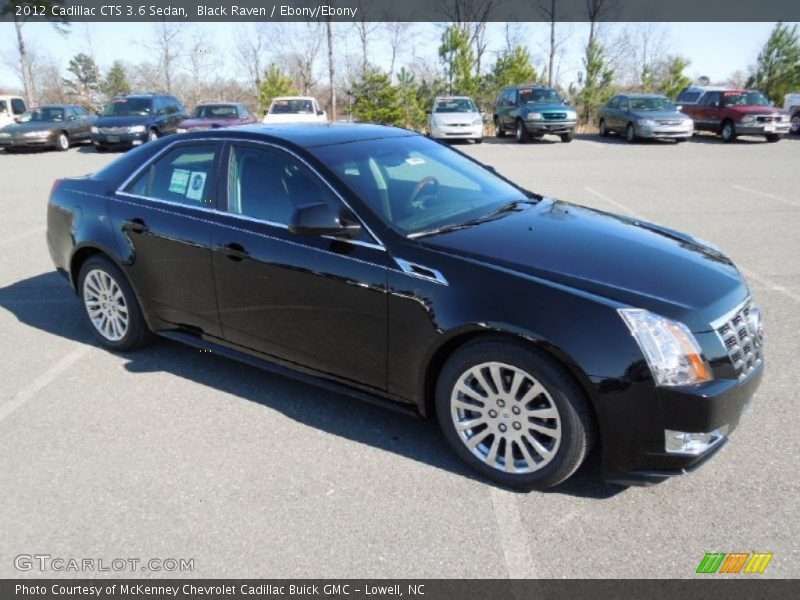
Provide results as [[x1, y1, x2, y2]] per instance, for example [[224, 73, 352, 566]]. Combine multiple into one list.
[[0, 132, 798, 579]]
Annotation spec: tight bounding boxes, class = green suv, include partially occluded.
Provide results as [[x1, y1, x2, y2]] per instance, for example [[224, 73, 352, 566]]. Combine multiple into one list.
[[494, 85, 577, 143]]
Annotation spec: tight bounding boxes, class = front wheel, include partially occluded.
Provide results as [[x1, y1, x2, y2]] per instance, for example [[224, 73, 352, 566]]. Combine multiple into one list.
[[515, 119, 529, 144], [55, 132, 69, 151], [474, 137, 483, 144], [766, 133, 782, 143], [560, 132, 573, 143], [436, 340, 595, 490], [598, 119, 609, 137], [720, 121, 736, 143], [791, 114, 800, 134], [78, 256, 153, 352]]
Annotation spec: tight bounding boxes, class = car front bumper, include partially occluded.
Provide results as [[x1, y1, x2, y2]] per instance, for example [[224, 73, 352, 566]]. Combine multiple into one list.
[[636, 125, 694, 139], [594, 361, 764, 486], [91, 131, 148, 147], [430, 124, 483, 140], [735, 122, 791, 136], [524, 120, 577, 135]]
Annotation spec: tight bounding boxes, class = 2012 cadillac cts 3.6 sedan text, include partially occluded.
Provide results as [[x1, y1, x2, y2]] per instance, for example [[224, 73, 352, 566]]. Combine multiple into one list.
[[46, 124, 764, 489]]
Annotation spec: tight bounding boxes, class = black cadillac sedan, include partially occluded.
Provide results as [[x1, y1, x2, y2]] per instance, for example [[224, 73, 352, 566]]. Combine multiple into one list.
[[46, 124, 764, 489]]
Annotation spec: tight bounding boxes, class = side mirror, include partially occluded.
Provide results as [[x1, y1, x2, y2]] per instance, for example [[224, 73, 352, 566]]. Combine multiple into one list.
[[317, 110, 324, 116], [289, 202, 360, 238], [13, 117, 20, 123], [479, 108, 486, 114]]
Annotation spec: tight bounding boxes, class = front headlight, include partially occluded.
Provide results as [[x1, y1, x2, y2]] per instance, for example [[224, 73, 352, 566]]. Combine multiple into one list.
[[619, 309, 713, 387], [90, 126, 98, 134], [128, 125, 146, 133], [741, 115, 755, 123], [565, 110, 577, 120], [682, 119, 693, 127], [636, 119, 655, 127], [472, 117, 482, 126], [526, 112, 543, 121], [176, 128, 187, 134], [0, 132, 10, 138]]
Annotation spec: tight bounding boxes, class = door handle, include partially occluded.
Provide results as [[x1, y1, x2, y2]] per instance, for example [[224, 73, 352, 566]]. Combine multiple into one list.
[[121, 218, 149, 234], [222, 242, 249, 262]]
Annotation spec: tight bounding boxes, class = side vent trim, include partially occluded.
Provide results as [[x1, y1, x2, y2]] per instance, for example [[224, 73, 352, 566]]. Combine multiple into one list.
[[394, 258, 448, 286]]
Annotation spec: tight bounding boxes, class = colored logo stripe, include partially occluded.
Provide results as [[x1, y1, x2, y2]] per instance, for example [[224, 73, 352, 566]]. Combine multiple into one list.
[[744, 553, 773, 574], [696, 552, 773, 574]]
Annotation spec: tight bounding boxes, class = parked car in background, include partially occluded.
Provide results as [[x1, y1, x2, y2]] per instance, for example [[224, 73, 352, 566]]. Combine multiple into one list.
[[783, 93, 800, 134], [680, 89, 790, 142], [676, 85, 725, 107], [263, 96, 327, 124], [493, 85, 577, 143], [91, 93, 186, 151], [47, 124, 763, 490], [0, 95, 26, 129], [426, 96, 483, 143], [598, 94, 693, 143], [0, 104, 95, 152], [177, 102, 257, 133]]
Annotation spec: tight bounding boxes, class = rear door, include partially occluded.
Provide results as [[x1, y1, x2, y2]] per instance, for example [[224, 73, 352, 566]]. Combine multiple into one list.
[[108, 141, 223, 336], [210, 141, 390, 389]]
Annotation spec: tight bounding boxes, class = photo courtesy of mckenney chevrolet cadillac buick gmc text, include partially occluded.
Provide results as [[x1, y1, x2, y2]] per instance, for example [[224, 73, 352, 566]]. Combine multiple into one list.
[[45, 123, 764, 489]]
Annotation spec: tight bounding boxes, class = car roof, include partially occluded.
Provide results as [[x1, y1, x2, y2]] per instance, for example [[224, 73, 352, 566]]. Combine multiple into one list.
[[623, 93, 668, 99], [272, 96, 316, 101], [434, 96, 474, 100], [180, 123, 419, 148]]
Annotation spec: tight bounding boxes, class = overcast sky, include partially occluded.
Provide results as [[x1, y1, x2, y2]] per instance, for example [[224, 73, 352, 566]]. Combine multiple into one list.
[[0, 21, 791, 93]]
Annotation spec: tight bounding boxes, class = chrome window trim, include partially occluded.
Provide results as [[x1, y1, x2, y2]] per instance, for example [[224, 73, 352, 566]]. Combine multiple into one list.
[[114, 135, 386, 251]]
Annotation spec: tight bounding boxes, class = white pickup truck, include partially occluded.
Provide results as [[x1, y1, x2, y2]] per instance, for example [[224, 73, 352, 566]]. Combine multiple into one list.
[[263, 96, 327, 124]]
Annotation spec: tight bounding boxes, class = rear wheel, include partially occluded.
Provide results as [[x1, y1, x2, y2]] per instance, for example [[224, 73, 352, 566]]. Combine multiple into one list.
[[55, 131, 69, 151], [494, 117, 505, 138], [515, 119, 529, 144], [78, 256, 153, 352], [625, 123, 636, 143], [599, 119, 609, 137], [436, 339, 595, 490], [720, 120, 736, 143]]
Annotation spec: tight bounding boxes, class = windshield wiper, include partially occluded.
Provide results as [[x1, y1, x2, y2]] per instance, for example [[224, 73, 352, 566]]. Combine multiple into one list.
[[408, 199, 535, 240]]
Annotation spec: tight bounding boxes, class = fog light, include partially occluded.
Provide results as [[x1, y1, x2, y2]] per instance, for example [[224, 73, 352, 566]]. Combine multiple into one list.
[[665, 426, 728, 455]]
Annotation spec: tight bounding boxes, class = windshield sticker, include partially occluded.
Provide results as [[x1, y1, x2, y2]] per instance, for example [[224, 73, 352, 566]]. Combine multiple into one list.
[[168, 169, 190, 194], [405, 157, 426, 166], [186, 171, 207, 201]]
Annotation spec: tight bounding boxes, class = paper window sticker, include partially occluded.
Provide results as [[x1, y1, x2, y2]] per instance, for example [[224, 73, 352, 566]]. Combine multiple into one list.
[[186, 171, 207, 201], [169, 169, 190, 194]]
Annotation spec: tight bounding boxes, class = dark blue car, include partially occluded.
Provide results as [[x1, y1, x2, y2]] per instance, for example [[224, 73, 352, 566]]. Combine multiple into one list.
[[91, 93, 186, 151]]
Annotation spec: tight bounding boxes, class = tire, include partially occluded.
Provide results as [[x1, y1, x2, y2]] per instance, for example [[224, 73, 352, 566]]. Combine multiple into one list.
[[625, 123, 636, 143], [674, 138, 687, 143], [720, 120, 736, 143], [435, 339, 595, 490], [78, 255, 154, 352], [474, 137, 483, 144], [598, 119, 609, 137], [791, 114, 800, 135], [4, 147, 18, 154], [55, 131, 69, 151], [147, 129, 158, 143], [96, 145, 108, 153], [766, 133, 782, 143], [515, 119, 529, 144], [560, 132, 573, 143], [494, 116, 505, 138]]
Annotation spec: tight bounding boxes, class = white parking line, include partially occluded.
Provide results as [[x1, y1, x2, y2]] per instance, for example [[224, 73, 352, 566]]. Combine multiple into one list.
[[0, 226, 46, 248], [584, 186, 800, 304], [731, 185, 800, 208], [0, 345, 91, 424], [490, 488, 536, 578]]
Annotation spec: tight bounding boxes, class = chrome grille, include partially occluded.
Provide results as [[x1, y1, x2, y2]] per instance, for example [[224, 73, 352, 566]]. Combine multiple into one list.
[[657, 120, 683, 126], [713, 301, 763, 379], [98, 126, 129, 134], [755, 115, 775, 123], [544, 113, 566, 120]]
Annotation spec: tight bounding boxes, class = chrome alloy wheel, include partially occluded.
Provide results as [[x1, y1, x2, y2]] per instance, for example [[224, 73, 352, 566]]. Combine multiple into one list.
[[450, 361, 561, 474], [82, 269, 129, 342]]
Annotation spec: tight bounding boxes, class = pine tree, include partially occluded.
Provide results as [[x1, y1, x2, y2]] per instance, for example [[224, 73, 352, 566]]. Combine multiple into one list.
[[351, 68, 403, 126], [101, 61, 131, 100], [396, 68, 425, 130], [492, 45, 538, 90], [62, 53, 100, 109], [439, 26, 478, 97], [258, 64, 299, 114], [659, 57, 692, 100], [577, 39, 615, 124], [747, 22, 800, 102]]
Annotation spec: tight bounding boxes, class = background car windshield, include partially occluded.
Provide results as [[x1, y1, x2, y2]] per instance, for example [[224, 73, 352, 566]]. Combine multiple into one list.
[[722, 92, 770, 106], [270, 99, 313, 114], [629, 97, 676, 111], [311, 135, 525, 236], [19, 107, 65, 122], [518, 88, 562, 104], [194, 105, 237, 119], [435, 98, 477, 113], [103, 98, 152, 116]]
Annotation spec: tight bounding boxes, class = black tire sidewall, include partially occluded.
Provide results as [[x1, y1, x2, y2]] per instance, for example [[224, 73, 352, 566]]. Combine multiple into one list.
[[78, 256, 150, 352], [435, 340, 594, 490]]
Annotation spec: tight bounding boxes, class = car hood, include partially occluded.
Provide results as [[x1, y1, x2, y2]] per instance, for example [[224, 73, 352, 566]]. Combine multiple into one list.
[[432, 112, 480, 125], [420, 199, 747, 331], [179, 118, 237, 129], [521, 102, 576, 113], [95, 115, 152, 127], [2, 121, 59, 134], [726, 105, 784, 115], [631, 110, 689, 120]]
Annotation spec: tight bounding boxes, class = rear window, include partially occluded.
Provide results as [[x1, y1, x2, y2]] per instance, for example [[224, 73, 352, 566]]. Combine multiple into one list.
[[269, 99, 314, 114], [194, 105, 238, 119]]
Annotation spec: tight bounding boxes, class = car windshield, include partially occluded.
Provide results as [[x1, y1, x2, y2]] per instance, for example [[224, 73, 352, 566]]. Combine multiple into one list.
[[518, 88, 563, 104], [629, 97, 676, 111], [19, 107, 65, 122], [102, 98, 152, 116], [269, 99, 314, 114], [193, 104, 238, 119], [722, 92, 770, 107], [311, 135, 528, 237], [434, 98, 478, 113]]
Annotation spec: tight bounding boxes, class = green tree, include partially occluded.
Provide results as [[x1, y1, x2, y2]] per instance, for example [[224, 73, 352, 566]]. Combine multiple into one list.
[[747, 22, 800, 102], [101, 61, 131, 100], [351, 68, 403, 126], [492, 45, 537, 90], [258, 64, 299, 114], [439, 25, 478, 97], [396, 67, 425, 130], [62, 53, 99, 109], [577, 39, 615, 124], [659, 56, 692, 100], [2, 1, 70, 107]]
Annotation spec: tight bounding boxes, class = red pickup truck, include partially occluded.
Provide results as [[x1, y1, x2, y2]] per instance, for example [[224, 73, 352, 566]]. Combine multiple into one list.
[[679, 88, 791, 143]]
